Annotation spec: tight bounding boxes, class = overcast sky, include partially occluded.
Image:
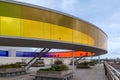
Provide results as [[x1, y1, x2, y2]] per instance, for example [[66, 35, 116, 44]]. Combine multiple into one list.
[[14, 0, 120, 59]]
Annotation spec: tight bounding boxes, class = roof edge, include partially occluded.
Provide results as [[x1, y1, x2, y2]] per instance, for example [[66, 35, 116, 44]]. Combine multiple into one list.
[[0, 0, 108, 38]]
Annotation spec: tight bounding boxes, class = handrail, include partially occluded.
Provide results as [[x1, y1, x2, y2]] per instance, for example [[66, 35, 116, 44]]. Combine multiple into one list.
[[104, 62, 120, 80], [75, 57, 83, 63], [25, 48, 51, 70]]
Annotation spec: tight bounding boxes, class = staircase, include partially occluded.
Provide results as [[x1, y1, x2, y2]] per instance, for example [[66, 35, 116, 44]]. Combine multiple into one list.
[[75, 57, 86, 64], [25, 48, 51, 70]]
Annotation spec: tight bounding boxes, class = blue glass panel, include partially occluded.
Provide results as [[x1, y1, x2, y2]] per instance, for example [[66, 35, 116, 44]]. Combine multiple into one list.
[[16, 51, 50, 57], [16, 51, 38, 57], [0, 50, 8, 57]]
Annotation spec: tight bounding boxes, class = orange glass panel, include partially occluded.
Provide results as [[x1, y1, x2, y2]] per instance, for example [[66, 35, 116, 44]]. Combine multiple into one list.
[[49, 51, 94, 58]]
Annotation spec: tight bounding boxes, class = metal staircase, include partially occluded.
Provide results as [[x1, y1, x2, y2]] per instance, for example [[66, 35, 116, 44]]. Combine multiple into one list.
[[25, 48, 51, 70], [75, 57, 85, 64]]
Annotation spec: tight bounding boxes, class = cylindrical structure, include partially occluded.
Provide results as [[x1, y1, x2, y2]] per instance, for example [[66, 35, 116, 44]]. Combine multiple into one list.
[[0, 0, 107, 56]]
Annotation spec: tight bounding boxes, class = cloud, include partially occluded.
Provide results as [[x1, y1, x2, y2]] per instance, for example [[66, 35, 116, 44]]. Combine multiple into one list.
[[101, 53, 120, 59], [108, 37, 120, 50], [94, 10, 120, 39], [14, 0, 59, 9], [60, 0, 78, 9]]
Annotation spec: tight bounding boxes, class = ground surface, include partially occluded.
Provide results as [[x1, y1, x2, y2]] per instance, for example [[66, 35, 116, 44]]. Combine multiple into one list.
[[72, 64, 107, 80], [0, 64, 107, 80]]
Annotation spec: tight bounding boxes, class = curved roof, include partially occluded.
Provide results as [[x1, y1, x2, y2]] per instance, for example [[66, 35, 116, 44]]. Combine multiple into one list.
[[0, 0, 108, 56], [1, 0, 107, 38], [0, 36, 107, 56]]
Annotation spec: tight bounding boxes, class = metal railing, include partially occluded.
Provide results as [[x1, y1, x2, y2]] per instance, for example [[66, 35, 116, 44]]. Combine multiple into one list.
[[75, 57, 86, 64], [104, 62, 120, 80], [25, 48, 51, 70]]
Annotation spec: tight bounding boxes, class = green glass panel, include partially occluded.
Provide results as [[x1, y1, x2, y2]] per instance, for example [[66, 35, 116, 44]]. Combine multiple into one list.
[[0, 2, 21, 18]]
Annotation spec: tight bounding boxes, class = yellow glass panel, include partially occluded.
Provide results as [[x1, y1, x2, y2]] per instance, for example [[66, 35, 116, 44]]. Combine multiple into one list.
[[82, 33, 88, 45], [21, 19, 44, 39], [73, 30, 81, 43], [88, 37, 94, 46], [73, 30, 94, 46], [60, 27, 72, 42], [0, 16, 1, 35], [97, 30, 107, 49], [51, 25, 61, 41], [1, 17, 20, 36], [42, 23, 51, 39]]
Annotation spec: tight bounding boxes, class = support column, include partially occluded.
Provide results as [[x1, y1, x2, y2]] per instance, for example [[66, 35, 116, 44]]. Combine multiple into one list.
[[72, 50, 74, 72], [8, 48, 16, 57], [50, 58, 54, 65], [98, 56, 101, 65], [91, 56, 93, 62]]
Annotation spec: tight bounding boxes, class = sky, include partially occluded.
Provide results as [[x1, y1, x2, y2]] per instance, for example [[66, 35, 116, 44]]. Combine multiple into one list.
[[14, 0, 120, 59]]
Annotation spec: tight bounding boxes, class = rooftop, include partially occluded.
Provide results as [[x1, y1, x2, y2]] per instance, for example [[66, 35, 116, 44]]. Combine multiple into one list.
[[0, 64, 107, 80]]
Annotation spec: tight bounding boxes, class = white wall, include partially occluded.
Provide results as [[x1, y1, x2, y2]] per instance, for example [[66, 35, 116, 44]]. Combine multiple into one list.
[[0, 57, 23, 65], [0, 57, 72, 65]]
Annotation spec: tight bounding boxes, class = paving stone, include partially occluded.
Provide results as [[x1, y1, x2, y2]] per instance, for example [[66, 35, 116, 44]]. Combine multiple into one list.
[[72, 64, 107, 80], [0, 64, 107, 80]]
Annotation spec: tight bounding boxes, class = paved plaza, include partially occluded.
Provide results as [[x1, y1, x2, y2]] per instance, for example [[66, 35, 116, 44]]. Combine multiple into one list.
[[72, 64, 107, 80], [0, 64, 107, 80]]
